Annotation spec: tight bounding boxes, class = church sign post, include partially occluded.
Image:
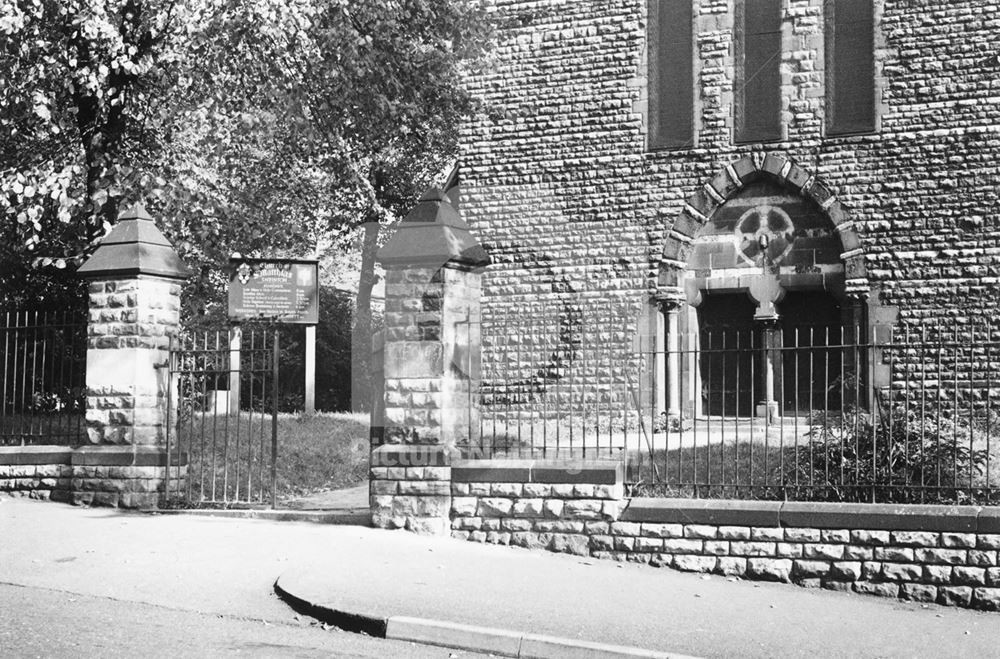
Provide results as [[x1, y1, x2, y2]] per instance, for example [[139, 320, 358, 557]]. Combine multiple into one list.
[[228, 257, 320, 413]]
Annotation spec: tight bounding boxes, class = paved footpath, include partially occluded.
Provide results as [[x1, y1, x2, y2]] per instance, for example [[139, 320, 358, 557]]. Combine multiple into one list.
[[3, 499, 1000, 658]]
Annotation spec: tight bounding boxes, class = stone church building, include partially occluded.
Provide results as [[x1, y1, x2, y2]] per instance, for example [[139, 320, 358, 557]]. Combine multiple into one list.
[[455, 0, 1000, 430]]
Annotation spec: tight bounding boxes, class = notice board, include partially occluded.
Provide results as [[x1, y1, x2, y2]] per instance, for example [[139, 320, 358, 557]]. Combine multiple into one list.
[[228, 258, 319, 324]]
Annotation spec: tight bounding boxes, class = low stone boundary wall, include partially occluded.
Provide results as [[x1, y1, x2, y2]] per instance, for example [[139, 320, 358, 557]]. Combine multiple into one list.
[[450, 458, 624, 554], [446, 459, 1000, 611], [0, 446, 185, 508]]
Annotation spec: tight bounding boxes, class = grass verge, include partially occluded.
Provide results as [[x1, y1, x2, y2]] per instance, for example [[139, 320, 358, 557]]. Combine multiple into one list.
[[173, 411, 369, 506]]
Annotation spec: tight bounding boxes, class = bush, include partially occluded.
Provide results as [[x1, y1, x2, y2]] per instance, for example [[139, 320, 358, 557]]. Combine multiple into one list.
[[794, 406, 991, 504]]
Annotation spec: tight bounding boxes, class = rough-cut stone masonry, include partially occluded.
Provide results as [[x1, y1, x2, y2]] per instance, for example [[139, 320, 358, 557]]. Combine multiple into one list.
[[461, 0, 1000, 416], [0, 447, 184, 508], [373, 189, 489, 533], [86, 277, 180, 445], [448, 459, 1000, 611]]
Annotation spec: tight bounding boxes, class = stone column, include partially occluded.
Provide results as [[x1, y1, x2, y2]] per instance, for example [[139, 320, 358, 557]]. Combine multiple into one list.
[[75, 204, 190, 507], [653, 309, 667, 416], [662, 302, 682, 420], [749, 275, 783, 421], [757, 319, 782, 421], [370, 188, 489, 535]]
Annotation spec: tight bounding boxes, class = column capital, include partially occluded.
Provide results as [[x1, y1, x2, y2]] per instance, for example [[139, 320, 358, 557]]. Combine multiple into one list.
[[652, 286, 685, 310]]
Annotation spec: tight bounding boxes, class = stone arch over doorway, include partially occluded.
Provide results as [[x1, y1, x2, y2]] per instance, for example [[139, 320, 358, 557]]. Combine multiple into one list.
[[656, 153, 868, 301], [650, 154, 877, 421]]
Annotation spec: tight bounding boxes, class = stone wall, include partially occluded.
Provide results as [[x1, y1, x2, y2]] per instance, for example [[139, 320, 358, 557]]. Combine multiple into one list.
[[446, 459, 1000, 611], [371, 445, 453, 535], [577, 522, 1000, 610], [0, 450, 68, 501], [450, 459, 623, 552], [461, 0, 1000, 416], [0, 447, 184, 508]]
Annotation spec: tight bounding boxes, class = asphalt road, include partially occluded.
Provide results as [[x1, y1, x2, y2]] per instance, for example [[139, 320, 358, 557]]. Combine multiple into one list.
[[0, 583, 467, 659], [0, 499, 481, 659], [4, 498, 1000, 658]]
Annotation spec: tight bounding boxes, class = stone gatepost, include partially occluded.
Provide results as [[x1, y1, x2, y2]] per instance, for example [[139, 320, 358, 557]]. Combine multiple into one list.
[[74, 203, 190, 507], [371, 188, 489, 535]]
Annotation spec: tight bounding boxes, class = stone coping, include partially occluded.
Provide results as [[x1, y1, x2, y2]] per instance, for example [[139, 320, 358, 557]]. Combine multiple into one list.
[[371, 445, 454, 468], [452, 458, 623, 485], [0, 446, 73, 465], [623, 498, 1000, 534], [0, 445, 185, 467]]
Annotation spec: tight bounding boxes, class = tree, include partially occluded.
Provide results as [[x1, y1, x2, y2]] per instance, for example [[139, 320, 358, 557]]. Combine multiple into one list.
[[0, 0, 329, 310], [1, 0, 188, 305], [2, 0, 492, 409], [153, 0, 493, 408]]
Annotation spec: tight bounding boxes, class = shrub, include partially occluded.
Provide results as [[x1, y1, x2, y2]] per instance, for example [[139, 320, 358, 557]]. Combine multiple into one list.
[[794, 406, 991, 504]]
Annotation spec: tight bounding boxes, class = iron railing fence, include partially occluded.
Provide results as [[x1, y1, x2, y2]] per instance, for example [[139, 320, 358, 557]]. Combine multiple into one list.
[[0, 310, 87, 446], [166, 327, 279, 507], [465, 319, 1000, 505]]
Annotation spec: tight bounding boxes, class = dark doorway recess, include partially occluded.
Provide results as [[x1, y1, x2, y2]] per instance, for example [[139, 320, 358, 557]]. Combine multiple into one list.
[[778, 291, 845, 413], [697, 293, 758, 416]]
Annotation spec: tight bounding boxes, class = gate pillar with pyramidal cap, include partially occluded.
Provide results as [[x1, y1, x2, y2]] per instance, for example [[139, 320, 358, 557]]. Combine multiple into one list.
[[372, 187, 489, 535], [75, 203, 191, 508]]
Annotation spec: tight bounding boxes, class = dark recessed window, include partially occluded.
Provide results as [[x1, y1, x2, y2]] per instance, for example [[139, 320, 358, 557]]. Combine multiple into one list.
[[826, 0, 875, 135], [648, 0, 694, 149], [735, 0, 782, 143]]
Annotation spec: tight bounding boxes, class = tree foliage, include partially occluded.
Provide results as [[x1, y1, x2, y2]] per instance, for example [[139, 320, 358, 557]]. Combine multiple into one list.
[[1, 0, 492, 321], [1, 0, 185, 305]]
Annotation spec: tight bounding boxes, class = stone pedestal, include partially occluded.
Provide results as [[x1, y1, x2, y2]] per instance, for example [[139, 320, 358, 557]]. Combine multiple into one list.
[[75, 204, 190, 507], [371, 188, 489, 534]]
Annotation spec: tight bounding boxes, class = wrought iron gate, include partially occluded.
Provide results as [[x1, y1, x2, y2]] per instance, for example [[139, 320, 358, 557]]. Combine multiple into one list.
[[167, 326, 280, 507]]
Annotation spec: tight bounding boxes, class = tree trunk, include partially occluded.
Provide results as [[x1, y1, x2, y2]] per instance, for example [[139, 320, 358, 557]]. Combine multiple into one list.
[[351, 219, 381, 412]]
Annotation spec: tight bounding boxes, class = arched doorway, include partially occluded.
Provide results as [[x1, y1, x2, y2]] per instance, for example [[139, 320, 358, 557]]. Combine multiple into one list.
[[655, 154, 873, 421]]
